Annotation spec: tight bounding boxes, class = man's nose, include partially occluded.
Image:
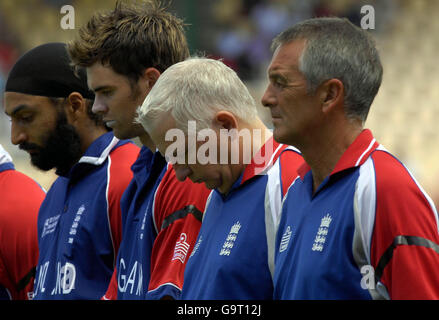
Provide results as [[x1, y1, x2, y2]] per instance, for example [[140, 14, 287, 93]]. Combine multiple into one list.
[[261, 85, 277, 109], [10, 122, 27, 146], [92, 98, 108, 114]]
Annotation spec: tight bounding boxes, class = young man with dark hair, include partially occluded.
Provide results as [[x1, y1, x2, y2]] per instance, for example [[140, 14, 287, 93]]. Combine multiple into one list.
[[3, 42, 139, 299], [68, 1, 211, 299]]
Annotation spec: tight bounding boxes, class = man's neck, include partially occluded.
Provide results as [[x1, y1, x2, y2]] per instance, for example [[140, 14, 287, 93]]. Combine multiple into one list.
[[300, 121, 363, 194], [56, 125, 107, 176], [243, 118, 272, 161], [79, 126, 108, 155], [139, 132, 156, 151], [219, 119, 272, 195]]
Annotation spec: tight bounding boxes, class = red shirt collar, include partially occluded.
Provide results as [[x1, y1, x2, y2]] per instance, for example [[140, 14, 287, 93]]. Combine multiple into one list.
[[298, 129, 379, 180], [241, 136, 289, 184]]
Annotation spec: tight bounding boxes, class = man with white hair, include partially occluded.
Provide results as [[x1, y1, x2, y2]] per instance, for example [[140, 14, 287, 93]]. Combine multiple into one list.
[[137, 57, 304, 299], [0, 144, 45, 299]]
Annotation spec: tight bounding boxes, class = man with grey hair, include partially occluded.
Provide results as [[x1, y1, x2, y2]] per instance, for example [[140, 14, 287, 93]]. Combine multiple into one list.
[[137, 57, 303, 299], [262, 17, 439, 299]]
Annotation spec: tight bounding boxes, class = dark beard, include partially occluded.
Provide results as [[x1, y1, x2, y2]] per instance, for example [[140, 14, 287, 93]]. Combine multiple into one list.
[[19, 111, 82, 176]]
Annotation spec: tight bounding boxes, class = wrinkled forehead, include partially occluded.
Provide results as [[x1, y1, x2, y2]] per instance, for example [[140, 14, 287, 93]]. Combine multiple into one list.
[[268, 39, 307, 74]]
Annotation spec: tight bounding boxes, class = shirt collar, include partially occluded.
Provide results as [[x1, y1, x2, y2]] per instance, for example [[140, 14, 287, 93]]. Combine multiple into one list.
[[240, 135, 288, 185], [62, 131, 121, 179], [131, 146, 154, 174], [0, 144, 13, 166], [0, 144, 14, 173], [298, 129, 379, 180], [131, 146, 166, 186], [78, 131, 120, 166]]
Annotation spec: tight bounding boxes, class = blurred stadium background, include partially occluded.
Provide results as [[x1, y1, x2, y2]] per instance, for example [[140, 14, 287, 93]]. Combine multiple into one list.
[[0, 0, 438, 207]]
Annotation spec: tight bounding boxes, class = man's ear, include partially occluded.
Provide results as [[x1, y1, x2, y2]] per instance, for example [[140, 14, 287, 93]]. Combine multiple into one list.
[[64, 92, 86, 123], [318, 78, 344, 114], [142, 67, 161, 91], [213, 111, 239, 130]]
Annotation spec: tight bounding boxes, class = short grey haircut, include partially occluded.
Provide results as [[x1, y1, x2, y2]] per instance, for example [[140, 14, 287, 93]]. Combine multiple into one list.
[[272, 17, 383, 122], [137, 57, 258, 133]]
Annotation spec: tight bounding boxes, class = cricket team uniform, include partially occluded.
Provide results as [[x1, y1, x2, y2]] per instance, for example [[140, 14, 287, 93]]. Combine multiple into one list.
[[181, 137, 303, 299], [274, 129, 439, 299], [103, 149, 212, 300], [103, 147, 166, 300], [0, 145, 45, 300], [32, 132, 139, 300]]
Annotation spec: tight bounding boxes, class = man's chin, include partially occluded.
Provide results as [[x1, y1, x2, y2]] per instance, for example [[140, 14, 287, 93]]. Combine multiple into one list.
[[30, 157, 55, 172], [273, 129, 293, 146], [111, 127, 139, 141], [28, 152, 58, 171], [204, 180, 222, 191]]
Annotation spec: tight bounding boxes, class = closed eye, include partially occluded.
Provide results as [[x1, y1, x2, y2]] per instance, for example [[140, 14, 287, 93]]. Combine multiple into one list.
[[98, 90, 114, 97], [16, 113, 35, 125]]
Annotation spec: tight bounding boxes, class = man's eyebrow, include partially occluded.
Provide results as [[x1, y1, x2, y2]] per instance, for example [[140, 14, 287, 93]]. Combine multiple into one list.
[[5, 104, 30, 117], [92, 85, 113, 93], [269, 72, 288, 82]]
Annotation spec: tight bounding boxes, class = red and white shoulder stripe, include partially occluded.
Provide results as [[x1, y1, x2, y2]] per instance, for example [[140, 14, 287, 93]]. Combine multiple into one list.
[[353, 144, 439, 299], [105, 141, 139, 264], [262, 141, 303, 279]]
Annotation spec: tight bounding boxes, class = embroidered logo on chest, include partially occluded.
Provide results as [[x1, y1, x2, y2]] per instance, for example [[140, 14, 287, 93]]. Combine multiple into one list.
[[219, 221, 241, 256], [172, 233, 190, 263], [139, 208, 147, 240], [42, 214, 61, 238], [312, 214, 332, 252], [279, 226, 292, 253], [68, 205, 85, 244]]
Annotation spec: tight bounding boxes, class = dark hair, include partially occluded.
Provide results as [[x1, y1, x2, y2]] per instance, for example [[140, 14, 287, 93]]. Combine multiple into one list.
[[68, 0, 190, 83]]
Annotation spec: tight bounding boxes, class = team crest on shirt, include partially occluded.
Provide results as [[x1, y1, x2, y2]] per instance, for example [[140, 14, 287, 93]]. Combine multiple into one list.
[[219, 221, 241, 256], [172, 233, 191, 263], [279, 226, 292, 252], [312, 214, 332, 252]]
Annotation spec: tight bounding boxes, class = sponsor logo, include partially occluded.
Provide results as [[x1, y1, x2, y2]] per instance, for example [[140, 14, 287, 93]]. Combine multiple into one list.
[[172, 233, 190, 263], [42, 215, 61, 238]]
